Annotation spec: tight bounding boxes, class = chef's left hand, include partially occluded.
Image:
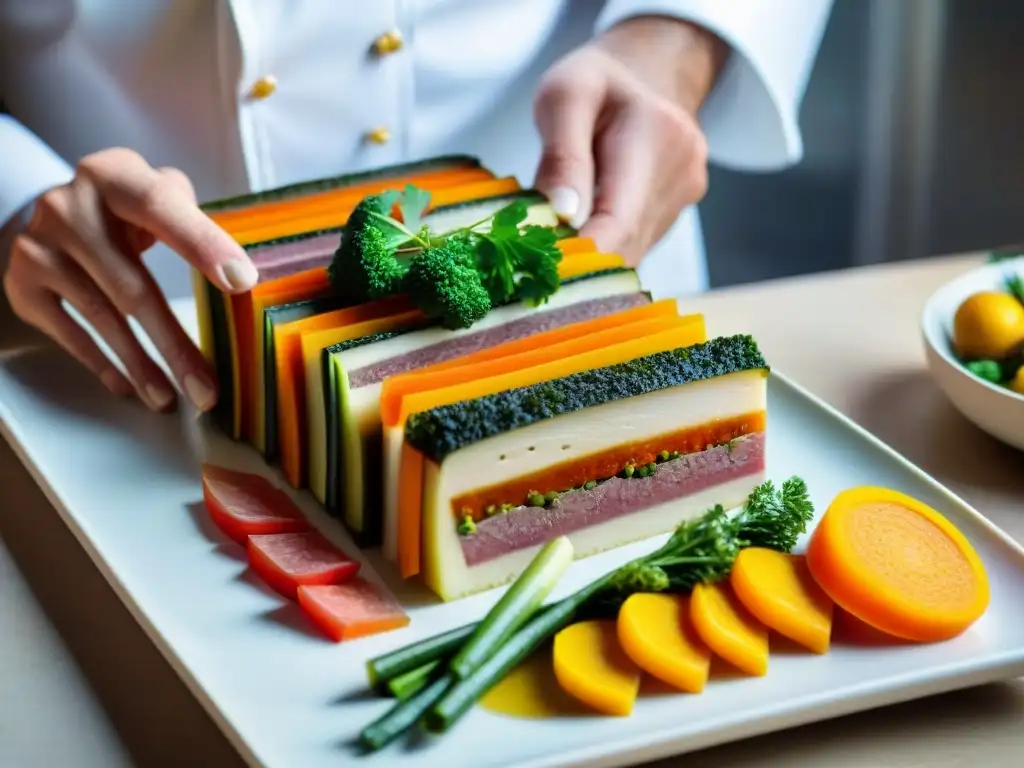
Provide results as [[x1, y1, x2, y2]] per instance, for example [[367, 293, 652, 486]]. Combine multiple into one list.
[[532, 16, 729, 266]]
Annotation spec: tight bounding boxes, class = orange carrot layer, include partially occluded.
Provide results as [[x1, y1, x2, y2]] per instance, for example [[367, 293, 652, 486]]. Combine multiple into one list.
[[557, 237, 597, 255], [232, 267, 332, 441], [397, 442, 425, 578], [379, 307, 699, 426], [231, 177, 520, 246], [210, 167, 493, 231], [393, 297, 681, 380], [806, 486, 990, 643], [420, 177, 521, 211]]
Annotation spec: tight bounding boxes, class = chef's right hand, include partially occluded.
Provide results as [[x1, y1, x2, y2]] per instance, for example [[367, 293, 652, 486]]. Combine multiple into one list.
[[2, 147, 256, 412]]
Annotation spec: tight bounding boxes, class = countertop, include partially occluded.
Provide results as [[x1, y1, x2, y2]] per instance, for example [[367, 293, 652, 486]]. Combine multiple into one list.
[[2, 253, 1022, 767]]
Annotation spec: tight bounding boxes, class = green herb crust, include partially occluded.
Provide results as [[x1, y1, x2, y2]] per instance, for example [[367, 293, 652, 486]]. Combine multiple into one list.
[[199, 155, 482, 213], [405, 334, 769, 462]]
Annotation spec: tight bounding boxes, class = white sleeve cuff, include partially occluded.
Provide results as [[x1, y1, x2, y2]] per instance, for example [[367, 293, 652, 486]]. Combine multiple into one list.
[[0, 115, 75, 229], [596, 0, 834, 171]]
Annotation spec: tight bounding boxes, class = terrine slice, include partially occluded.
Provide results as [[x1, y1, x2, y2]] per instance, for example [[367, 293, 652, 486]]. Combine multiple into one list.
[[321, 269, 647, 544], [406, 335, 770, 601]]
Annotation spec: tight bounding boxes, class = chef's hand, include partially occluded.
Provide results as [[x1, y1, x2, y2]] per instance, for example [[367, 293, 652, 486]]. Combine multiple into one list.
[[2, 147, 256, 411], [533, 15, 729, 266]]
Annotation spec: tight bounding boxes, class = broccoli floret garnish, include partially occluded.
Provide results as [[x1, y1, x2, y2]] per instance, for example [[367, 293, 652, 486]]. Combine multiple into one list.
[[327, 184, 563, 329], [328, 193, 410, 302], [402, 239, 491, 329]]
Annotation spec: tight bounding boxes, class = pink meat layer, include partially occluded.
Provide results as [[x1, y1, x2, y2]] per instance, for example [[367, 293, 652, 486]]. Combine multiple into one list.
[[248, 232, 340, 283], [347, 292, 650, 388], [460, 431, 766, 566]]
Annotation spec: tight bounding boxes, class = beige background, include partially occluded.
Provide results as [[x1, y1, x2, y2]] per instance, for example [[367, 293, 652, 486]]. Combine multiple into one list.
[[1, 253, 1022, 767]]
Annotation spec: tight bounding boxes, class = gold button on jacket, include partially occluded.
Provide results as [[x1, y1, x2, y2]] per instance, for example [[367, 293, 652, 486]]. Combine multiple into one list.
[[248, 76, 277, 100], [365, 126, 391, 145], [372, 30, 403, 55]]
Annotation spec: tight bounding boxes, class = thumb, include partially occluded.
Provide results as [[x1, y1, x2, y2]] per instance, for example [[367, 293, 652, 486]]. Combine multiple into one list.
[[532, 72, 604, 229]]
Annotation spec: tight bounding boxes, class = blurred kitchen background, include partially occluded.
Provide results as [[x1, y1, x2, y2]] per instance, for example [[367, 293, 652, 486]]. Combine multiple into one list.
[[702, 0, 1024, 288]]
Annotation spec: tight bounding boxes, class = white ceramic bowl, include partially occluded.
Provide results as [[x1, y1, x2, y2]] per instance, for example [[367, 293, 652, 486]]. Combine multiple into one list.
[[921, 256, 1024, 451]]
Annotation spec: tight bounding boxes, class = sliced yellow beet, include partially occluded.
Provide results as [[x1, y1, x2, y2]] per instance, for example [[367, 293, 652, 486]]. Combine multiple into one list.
[[690, 582, 769, 676], [617, 593, 711, 693], [553, 620, 641, 716], [395, 323, 708, 575], [730, 548, 835, 654], [558, 252, 625, 279]]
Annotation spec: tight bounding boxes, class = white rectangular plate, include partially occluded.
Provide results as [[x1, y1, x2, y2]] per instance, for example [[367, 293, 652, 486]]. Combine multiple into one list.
[[1, 299, 1023, 768]]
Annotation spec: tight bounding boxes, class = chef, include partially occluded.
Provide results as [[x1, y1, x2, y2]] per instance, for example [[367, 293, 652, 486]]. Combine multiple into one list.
[[0, 0, 832, 414]]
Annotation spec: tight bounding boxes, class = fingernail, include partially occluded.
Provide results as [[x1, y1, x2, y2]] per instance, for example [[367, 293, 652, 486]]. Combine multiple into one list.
[[146, 383, 175, 410], [220, 260, 258, 292], [548, 187, 580, 225], [101, 369, 132, 398], [183, 374, 216, 412]]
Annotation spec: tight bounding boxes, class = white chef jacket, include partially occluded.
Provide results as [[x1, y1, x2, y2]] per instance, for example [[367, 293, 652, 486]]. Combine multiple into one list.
[[0, 0, 833, 302]]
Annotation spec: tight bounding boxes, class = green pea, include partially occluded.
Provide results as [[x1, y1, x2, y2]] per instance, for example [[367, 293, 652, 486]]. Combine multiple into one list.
[[966, 359, 1004, 384]]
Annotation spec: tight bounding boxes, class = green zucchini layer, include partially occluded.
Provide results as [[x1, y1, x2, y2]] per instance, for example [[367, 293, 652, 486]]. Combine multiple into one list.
[[262, 295, 352, 462], [200, 155, 483, 213], [206, 279, 234, 434], [405, 335, 769, 462]]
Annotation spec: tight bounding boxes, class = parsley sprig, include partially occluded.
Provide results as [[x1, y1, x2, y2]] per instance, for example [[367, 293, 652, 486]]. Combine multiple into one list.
[[364, 184, 564, 307]]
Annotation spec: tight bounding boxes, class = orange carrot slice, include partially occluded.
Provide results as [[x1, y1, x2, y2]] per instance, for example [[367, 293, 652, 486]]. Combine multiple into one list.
[[690, 582, 769, 676], [806, 487, 990, 642], [553, 620, 641, 716], [617, 594, 712, 693], [731, 549, 835, 654], [297, 579, 409, 642]]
